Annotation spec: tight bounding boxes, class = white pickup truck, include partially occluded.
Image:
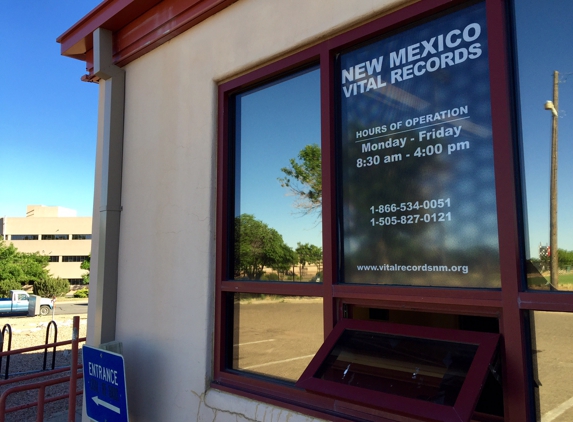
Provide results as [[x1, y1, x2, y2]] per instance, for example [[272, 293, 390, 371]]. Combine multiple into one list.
[[0, 290, 53, 316]]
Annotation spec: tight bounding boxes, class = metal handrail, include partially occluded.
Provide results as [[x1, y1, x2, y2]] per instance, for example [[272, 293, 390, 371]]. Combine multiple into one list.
[[43, 320, 58, 371], [0, 338, 85, 358], [0, 325, 12, 380], [0, 316, 85, 421], [0, 373, 84, 422], [0, 366, 83, 388]]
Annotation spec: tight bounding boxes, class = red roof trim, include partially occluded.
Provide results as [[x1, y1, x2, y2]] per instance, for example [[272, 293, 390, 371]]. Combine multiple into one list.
[[57, 0, 237, 76]]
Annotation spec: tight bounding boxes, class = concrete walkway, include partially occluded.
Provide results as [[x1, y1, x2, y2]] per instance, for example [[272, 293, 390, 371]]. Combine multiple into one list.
[[46, 406, 83, 422]]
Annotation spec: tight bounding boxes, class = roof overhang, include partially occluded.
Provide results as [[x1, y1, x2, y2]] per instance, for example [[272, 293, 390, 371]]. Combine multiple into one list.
[[57, 0, 238, 81]]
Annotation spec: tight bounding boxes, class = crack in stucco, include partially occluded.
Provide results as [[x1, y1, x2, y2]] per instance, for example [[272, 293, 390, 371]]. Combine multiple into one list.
[[189, 388, 327, 422], [202, 396, 256, 421]]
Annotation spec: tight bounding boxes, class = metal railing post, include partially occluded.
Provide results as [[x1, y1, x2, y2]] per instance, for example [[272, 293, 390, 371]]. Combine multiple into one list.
[[43, 321, 58, 371], [68, 316, 80, 422], [0, 325, 12, 380]]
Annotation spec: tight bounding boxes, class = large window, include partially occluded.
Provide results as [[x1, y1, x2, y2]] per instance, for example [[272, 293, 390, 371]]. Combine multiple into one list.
[[214, 0, 573, 420], [231, 67, 322, 283], [514, 0, 573, 292], [512, 1, 573, 421], [337, 1, 500, 288], [219, 66, 325, 388]]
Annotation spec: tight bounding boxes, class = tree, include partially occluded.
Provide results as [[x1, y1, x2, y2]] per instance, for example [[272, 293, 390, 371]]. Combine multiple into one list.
[[0, 280, 22, 298], [81, 255, 91, 284], [270, 243, 298, 281], [295, 242, 321, 280], [0, 240, 51, 289], [278, 143, 322, 216], [0, 242, 25, 285], [558, 249, 573, 268], [33, 277, 70, 298], [17, 252, 50, 284], [235, 214, 290, 280], [307, 244, 323, 273]]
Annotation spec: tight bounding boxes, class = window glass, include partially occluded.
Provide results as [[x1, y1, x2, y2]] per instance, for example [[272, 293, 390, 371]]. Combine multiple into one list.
[[530, 311, 573, 421], [231, 294, 323, 382], [233, 68, 322, 282], [68, 279, 84, 285], [62, 255, 89, 262], [337, 2, 500, 288], [514, 0, 573, 291], [10, 235, 39, 240], [42, 234, 70, 240], [72, 234, 92, 240], [316, 329, 477, 406]]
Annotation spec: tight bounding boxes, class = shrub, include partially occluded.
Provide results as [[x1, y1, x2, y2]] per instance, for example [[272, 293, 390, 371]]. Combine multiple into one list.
[[74, 289, 89, 298], [0, 280, 23, 298], [262, 272, 279, 281], [33, 277, 70, 298]]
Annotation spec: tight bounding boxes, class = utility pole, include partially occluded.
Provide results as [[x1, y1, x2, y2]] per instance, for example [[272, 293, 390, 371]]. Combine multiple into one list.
[[545, 71, 559, 290]]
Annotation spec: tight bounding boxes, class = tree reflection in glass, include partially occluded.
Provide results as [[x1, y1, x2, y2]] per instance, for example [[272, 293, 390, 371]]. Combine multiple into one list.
[[232, 67, 322, 282]]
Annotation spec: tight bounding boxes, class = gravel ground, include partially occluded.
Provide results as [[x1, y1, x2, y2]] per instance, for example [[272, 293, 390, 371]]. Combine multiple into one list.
[[0, 314, 87, 421]]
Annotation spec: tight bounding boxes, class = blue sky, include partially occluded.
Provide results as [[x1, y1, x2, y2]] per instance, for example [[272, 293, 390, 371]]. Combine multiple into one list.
[[0, 1, 100, 218], [237, 68, 322, 249]]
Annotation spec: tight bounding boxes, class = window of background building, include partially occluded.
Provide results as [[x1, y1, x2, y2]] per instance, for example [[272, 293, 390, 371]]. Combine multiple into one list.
[[48, 256, 59, 262], [42, 234, 69, 240], [10, 235, 39, 240], [62, 256, 89, 263], [68, 278, 84, 285], [72, 234, 91, 240]]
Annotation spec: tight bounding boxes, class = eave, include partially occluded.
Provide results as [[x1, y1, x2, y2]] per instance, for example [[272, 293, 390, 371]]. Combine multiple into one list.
[[57, 0, 238, 80]]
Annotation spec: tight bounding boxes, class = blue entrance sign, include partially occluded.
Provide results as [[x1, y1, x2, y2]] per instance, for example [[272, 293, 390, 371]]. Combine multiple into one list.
[[83, 345, 129, 422]]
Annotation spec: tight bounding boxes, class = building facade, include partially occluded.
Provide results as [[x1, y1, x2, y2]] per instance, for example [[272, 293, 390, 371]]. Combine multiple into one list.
[[58, 0, 572, 421], [1, 205, 91, 284]]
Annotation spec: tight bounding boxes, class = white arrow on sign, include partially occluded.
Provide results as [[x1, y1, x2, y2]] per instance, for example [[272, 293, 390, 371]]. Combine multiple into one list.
[[92, 396, 121, 414]]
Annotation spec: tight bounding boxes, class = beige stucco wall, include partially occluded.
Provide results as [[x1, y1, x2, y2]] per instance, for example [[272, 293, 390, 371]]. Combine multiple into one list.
[[87, 0, 411, 421]]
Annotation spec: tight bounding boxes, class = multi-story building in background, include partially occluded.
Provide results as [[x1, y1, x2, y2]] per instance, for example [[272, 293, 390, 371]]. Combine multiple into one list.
[[0, 205, 92, 284]]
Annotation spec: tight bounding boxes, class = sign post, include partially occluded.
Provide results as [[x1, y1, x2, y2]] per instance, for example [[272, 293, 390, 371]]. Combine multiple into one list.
[[83, 345, 129, 422]]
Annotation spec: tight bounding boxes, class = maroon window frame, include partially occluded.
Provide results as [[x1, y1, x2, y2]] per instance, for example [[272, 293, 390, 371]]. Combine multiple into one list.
[[297, 318, 499, 422], [213, 0, 571, 420]]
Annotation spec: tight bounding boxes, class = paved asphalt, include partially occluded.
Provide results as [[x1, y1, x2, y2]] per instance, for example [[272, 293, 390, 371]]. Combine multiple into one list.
[[51, 298, 89, 316]]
